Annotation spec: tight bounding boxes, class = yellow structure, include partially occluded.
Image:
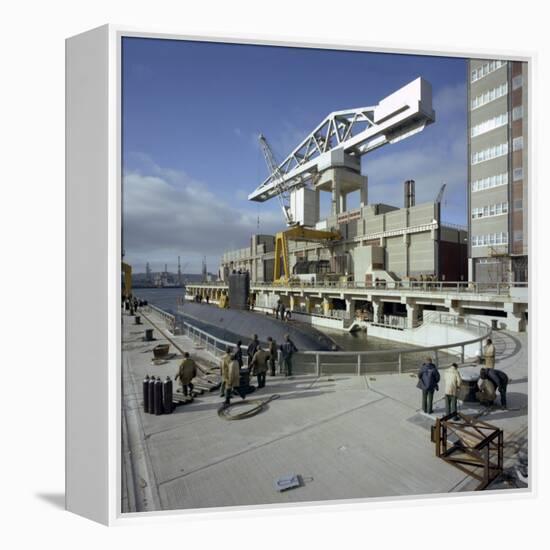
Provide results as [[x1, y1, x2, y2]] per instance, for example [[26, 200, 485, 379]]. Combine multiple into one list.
[[122, 262, 132, 298], [273, 226, 340, 284], [218, 291, 229, 309]]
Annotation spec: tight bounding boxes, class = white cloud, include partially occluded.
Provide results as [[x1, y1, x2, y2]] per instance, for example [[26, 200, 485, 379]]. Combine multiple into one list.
[[122, 158, 283, 273]]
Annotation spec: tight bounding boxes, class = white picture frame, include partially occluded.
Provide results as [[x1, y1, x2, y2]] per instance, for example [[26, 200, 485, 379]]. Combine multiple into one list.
[[66, 24, 534, 526]]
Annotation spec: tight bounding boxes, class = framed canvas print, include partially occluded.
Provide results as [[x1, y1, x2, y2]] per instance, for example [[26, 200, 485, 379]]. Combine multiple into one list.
[[66, 25, 532, 525]]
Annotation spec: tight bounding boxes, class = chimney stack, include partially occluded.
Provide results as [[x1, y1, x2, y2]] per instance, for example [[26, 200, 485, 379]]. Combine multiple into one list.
[[404, 179, 415, 208]]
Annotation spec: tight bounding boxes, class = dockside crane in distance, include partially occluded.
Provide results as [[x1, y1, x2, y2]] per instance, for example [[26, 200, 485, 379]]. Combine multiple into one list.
[[258, 134, 295, 226]]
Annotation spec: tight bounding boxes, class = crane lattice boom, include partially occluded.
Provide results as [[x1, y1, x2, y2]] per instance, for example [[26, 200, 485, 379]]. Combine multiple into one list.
[[250, 77, 435, 203]]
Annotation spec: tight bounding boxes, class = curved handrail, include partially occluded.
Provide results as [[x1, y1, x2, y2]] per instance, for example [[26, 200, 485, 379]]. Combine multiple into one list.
[[143, 304, 491, 374]]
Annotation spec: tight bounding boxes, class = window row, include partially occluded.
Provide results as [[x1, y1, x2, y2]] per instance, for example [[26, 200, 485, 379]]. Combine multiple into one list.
[[471, 143, 508, 165], [471, 60, 506, 83], [472, 172, 508, 192], [472, 232, 509, 247], [471, 112, 508, 138], [471, 202, 508, 219], [471, 83, 508, 110]]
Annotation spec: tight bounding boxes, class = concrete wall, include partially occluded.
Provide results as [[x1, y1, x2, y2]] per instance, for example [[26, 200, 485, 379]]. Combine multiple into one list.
[[367, 322, 482, 360], [353, 245, 384, 279], [292, 311, 345, 330], [409, 203, 436, 225], [385, 236, 407, 275], [409, 232, 435, 274]]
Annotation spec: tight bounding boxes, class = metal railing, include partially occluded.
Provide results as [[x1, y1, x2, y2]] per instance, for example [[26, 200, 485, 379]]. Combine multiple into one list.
[[186, 279, 527, 296], [295, 313, 491, 376], [143, 305, 491, 378], [144, 305, 251, 365], [181, 321, 252, 365], [146, 304, 178, 331], [251, 280, 526, 295]]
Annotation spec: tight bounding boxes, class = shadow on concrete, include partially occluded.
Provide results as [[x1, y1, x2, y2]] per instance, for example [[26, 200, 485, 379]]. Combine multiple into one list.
[[494, 332, 523, 362], [35, 493, 65, 510], [476, 394, 528, 421], [174, 387, 335, 414], [509, 376, 528, 385], [429, 391, 528, 421]]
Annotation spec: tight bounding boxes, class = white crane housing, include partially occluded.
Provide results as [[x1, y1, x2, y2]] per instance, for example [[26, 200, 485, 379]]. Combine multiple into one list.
[[250, 77, 435, 227]]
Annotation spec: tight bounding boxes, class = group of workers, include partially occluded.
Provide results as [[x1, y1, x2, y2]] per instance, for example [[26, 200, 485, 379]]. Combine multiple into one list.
[[219, 333, 298, 406], [172, 333, 299, 406], [273, 299, 292, 321], [123, 296, 147, 315], [416, 337, 509, 417]]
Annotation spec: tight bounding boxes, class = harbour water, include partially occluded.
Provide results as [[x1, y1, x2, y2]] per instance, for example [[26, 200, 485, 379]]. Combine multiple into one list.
[[133, 288, 440, 363]]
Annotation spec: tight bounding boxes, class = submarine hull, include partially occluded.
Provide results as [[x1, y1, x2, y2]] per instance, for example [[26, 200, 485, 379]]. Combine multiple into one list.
[[176, 302, 336, 351]]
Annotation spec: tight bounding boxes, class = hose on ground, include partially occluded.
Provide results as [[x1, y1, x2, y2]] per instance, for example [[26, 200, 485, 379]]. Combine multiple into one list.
[[218, 394, 281, 420]]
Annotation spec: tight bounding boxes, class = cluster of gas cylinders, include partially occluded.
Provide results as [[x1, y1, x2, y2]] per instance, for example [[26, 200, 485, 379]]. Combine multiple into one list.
[[143, 375, 174, 415]]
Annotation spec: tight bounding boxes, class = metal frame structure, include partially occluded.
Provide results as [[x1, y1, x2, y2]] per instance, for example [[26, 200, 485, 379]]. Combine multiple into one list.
[[249, 77, 435, 203], [432, 412, 504, 490], [273, 226, 341, 284]]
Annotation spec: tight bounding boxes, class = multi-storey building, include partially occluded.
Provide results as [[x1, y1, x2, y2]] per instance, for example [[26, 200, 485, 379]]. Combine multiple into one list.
[[467, 58, 528, 283]]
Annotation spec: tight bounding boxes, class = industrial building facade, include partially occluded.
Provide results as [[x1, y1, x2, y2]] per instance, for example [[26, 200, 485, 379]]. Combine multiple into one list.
[[220, 197, 467, 285], [467, 59, 528, 283]]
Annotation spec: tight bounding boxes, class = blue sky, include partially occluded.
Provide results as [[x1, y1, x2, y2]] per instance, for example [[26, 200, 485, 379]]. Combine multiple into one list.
[[122, 38, 466, 274]]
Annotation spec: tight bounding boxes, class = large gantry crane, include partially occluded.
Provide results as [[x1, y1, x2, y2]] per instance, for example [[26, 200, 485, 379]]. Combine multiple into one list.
[[253, 77, 436, 284]]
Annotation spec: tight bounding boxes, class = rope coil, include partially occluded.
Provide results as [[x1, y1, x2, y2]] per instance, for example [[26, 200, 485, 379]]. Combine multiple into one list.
[[218, 394, 281, 420]]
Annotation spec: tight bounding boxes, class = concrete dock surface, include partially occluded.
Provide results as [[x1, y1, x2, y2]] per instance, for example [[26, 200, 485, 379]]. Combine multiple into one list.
[[121, 308, 528, 513]]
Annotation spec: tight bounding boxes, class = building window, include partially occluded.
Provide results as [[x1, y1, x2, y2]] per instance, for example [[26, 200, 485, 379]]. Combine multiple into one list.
[[514, 230, 523, 242], [471, 113, 508, 138], [513, 136, 524, 151], [512, 74, 523, 90], [512, 105, 523, 121], [472, 232, 508, 247], [471, 83, 508, 110], [471, 143, 508, 165], [471, 202, 508, 219], [471, 60, 505, 83], [471, 172, 508, 192], [514, 199, 523, 210], [513, 167, 523, 181]]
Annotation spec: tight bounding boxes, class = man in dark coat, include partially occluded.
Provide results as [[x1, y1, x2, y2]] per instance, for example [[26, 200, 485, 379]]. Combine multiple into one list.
[[247, 334, 259, 366], [417, 357, 440, 414], [280, 334, 298, 376], [267, 336, 278, 376], [233, 340, 244, 368], [486, 368, 509, 409]]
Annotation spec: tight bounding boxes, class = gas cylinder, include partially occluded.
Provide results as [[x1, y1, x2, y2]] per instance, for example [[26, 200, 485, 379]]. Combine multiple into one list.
[[147, 376, 156, 414], [162, 376, 173, 414], [154, 377, 163, 415], [143, 375, 150, 413]]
